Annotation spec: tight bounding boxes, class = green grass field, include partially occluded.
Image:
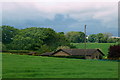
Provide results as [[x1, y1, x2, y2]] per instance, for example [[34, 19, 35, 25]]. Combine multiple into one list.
[[72, 43, 117, 56], [2, 53, 118, 78]]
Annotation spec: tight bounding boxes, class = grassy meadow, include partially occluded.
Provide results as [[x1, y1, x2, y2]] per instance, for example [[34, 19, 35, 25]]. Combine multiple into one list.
[[2, 53, 118, 78], [72, 43, 117, 56]]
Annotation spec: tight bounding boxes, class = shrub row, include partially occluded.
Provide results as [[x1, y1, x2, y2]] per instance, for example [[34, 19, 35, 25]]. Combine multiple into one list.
[[2, 50, 31, 53], [2, 50, 43, 55]]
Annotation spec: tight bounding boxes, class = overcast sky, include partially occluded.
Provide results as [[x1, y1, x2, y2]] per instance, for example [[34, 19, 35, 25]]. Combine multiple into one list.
[[2, 2, 118, 36]]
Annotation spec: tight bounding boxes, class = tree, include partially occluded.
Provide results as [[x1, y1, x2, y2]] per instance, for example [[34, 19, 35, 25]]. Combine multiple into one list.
[[88, 33, 113, 43], [96, 33, 107, 43], [2, 25, 19, 44], [107, 38, 116, 43], [65, 31, 85, 43], [58, 32, 64, 34], [108, 44, 120, 60], [9, 27, 43, 50], [88, 34, 97, 42], [10, 27, 56, 50], [56, 33, 70, 46], [103, 33, 112, 43], [103, 32, 112, 39], [8, 27, 70, 53]]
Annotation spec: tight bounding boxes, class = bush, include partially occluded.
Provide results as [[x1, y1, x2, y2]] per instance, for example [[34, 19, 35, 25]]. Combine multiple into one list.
[[2, 50, 30, 54], [108, 44, 120, 60]]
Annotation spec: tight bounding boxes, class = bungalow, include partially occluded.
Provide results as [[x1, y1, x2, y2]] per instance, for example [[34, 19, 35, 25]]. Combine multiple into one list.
[[40, 49, 104, 59]]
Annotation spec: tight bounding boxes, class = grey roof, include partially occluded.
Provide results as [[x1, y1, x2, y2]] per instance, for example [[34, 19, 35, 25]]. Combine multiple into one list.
[[53, 49, 104, 56], [40, 49, 104, 56]]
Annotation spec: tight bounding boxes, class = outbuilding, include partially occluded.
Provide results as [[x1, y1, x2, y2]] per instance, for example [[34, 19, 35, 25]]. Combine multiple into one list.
[[40, 49, 104, 59]]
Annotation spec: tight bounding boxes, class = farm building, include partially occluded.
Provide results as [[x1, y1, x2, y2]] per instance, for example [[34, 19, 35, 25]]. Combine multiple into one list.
[[40, 49, 104, 59]]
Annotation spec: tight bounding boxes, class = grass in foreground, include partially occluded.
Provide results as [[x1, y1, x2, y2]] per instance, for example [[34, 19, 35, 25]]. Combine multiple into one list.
[[2, 53, 118, 78], [72, 43, 117, 56]]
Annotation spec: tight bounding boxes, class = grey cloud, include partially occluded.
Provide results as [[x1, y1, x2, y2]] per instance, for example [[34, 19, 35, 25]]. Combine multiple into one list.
[[2, 2, 118, 36]]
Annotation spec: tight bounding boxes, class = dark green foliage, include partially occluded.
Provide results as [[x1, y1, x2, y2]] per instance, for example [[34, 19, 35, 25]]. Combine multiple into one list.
[[88, 34, 97, 42], [65, 31, 85, 43], [1, 25, 19, 44], [1, 43, 7, 51], [58, 32, 64, 34], [107, 38, 117, 43], [2, 50, 30, 54], [38, 44, 51, 53], [97, 33, 105, 43], [10, 27, 54, 50], [108, 44, 120, 60], [56, 33, 70, 46], [88, 33, 118, 43], [2, 25, 70, 53]]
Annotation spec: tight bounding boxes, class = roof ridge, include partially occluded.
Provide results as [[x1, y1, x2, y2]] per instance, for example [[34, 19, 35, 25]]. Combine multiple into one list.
[[62, 49, 97, 50]]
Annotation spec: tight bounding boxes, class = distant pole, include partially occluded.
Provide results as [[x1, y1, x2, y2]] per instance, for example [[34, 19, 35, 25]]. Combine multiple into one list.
[[84, 25, 86, 50], [84, 25, 87, 58]]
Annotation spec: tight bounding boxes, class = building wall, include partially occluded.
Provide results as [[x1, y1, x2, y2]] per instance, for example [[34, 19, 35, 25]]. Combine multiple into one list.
[[53, 50, 103, 59], [85, 52, 102, 59], [85, 56, 92, 59], [53, 51, 70, 56], [91, 52, 101, 59]]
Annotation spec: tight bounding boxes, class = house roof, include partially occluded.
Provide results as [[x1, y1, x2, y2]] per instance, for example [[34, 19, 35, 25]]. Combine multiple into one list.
[[55, 49, 105, 56], [40, 49, 104, 56]]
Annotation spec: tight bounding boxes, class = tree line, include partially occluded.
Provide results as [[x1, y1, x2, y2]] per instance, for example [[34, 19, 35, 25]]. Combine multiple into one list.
[[1, 25, 119, 53], [66, 31, 119, 43], [1, 25, 71, 53], [88, 33, 119, 43]]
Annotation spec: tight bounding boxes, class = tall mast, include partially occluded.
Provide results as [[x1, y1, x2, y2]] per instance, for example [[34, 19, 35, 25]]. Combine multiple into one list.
[[84, 25, 86, 50], [84, 25, 87, 58]]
